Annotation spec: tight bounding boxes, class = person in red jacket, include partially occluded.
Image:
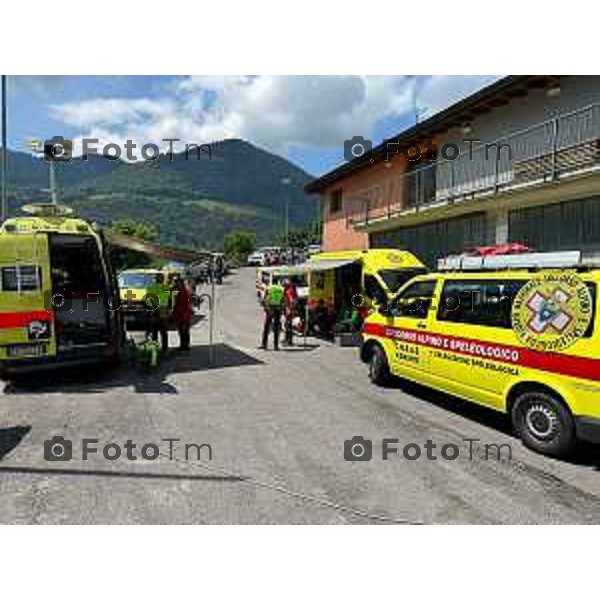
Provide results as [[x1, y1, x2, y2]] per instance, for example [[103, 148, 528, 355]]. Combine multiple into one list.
[[283, 279, 298, 346], [172, 277, 194, 351]]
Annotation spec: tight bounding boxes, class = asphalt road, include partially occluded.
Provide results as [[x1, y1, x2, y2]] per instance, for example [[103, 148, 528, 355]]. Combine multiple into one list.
[[1, 267, 600, 524]]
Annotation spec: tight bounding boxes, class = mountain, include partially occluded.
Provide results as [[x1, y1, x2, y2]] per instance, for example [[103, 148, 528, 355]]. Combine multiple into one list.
[[0, 139, 318, 249]]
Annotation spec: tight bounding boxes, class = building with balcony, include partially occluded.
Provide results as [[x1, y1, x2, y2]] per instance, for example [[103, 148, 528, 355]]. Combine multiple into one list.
[[305, 76, 600, 265]]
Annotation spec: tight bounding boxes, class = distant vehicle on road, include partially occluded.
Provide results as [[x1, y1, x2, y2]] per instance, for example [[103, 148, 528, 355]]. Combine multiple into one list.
[[118, 268, 179, 330], [247, 251, 267, 267], [256, 265, 309, 302], [307, 244, 321, 256], [185, 260, 210, 284]]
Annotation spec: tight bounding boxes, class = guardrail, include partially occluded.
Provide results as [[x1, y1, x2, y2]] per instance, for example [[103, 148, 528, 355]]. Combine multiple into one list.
[[350, 102, 600, 226]]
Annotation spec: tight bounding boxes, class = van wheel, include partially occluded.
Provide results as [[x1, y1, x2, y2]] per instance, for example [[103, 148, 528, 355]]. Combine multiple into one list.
[[511, 390, 575, 457], [368, 345, 391, 386]]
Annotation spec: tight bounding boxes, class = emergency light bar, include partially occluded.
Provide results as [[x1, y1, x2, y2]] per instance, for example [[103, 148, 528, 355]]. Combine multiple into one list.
[[21, 203, 73, 217], [437, 251, 583, 271]]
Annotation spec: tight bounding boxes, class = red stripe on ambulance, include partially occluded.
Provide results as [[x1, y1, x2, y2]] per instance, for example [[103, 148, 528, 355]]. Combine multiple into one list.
[[363, 322, 600, 383], [0, 310, 53, 329]]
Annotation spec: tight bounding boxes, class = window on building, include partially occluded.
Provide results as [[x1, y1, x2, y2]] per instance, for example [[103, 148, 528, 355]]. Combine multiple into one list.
[[330, 189, 343, 215], [404, 160, 437, 208], [390, 279, 437, 319], [370, 212, 489, 268]]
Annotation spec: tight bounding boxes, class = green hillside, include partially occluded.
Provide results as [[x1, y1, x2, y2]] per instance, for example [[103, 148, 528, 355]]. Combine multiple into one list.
[[1, 139, 318, 249]]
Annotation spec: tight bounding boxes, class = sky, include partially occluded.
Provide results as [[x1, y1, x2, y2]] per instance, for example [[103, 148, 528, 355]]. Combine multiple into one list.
[[5, 75, 501, 176]]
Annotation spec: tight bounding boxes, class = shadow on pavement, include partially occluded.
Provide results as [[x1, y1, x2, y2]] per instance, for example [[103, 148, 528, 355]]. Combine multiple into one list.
[[0, 426, 31, 460], [0, 464, 245, 482], [392, 378, 513, 435], [279, 343, 320, 352], [391, 378, 600, 468], [3, 343, 264, 396]]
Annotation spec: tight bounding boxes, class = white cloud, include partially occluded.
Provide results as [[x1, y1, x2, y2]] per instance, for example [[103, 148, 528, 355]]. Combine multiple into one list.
[[416, 75, 501, 118], [49, 75, 501, 158]]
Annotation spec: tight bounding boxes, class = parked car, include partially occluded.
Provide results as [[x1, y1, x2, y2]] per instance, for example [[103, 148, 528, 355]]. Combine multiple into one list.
[[247, 251, 266, 267], [185, 260, 210, 284]]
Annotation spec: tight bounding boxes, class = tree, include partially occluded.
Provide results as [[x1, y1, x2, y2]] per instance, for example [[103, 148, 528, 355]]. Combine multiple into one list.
[[108, 218, 159, 271], [110, 218, 158, 241], [224, 229, 256, 259], [274, 221, 321, 248]]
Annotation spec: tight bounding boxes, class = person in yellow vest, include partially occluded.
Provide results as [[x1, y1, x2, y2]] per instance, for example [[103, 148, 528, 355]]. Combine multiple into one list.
[[147, 274, 172, 354], [260, 280, 285, 350]]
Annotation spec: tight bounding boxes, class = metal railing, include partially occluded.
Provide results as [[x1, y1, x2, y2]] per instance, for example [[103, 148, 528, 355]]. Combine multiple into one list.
[[349, 102, 600, 226]]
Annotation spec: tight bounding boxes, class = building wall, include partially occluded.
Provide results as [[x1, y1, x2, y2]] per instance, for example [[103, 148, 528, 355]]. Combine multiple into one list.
[[370, 212, 491, 267], [437, 76, 600, 155], [434, 77, 600, 196], [320, 153, 408, 251], [508, 195, 600, 253], [319, 76, 600, 255]]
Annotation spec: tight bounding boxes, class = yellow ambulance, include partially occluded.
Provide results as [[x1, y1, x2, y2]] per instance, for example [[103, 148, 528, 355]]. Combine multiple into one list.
[[118, 268, 179, 329], [361, 251, 600, 457], [308, 249, 426, 313], [0, 203, 123, 377]]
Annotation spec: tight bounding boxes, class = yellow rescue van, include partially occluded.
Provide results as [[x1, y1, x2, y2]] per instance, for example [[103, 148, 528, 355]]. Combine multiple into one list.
[[361, 250, 600, 457], [0, 204, 123, 377], [308, 249, 426, 314]]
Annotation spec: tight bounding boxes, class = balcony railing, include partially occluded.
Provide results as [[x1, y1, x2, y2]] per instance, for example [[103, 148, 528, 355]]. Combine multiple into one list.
[[349, 102, 600, 226]]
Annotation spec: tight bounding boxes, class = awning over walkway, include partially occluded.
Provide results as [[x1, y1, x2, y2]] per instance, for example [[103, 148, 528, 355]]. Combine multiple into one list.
[[259, 265, 312, 276], [107, 232, 212, 264], [294, 258, 358, 272]]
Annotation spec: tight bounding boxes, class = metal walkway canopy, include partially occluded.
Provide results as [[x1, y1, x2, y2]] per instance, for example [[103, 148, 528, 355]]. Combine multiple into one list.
[[295, 257, 358, 272], [107, 232, 212, 264]]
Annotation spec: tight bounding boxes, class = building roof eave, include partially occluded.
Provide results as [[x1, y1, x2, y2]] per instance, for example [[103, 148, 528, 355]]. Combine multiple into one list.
[[305, 75, 557, 195]]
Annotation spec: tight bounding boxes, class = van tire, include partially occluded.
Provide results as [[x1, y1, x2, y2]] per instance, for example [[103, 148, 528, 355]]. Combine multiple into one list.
[[369, 345, 391, 387], [511, 390, 575, 457]]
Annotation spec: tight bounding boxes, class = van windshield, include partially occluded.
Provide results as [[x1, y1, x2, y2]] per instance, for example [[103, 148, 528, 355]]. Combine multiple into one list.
[[379, 268, 427, 293], [119, 273, 161, 289]]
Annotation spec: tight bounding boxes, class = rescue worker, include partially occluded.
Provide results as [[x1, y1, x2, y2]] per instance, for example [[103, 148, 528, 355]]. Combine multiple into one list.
[[214, 255, 224, 285], [260, 279, 285, 350], [283, 278, 298, 346], [172, 277, 194, 351], [147, 274, 171, 354]]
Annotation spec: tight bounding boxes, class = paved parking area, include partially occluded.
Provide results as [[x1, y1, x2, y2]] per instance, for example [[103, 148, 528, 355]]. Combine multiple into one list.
[[1, 268, 600, 523]]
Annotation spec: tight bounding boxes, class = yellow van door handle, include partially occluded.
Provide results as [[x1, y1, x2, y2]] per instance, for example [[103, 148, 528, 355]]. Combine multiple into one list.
[[417, 322, 427, 329]]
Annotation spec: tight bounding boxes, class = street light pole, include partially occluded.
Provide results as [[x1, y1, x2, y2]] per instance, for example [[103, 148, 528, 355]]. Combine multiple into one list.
[[1, 75, 7, 222], [49, 161, 58, 204], [27, 138, 58, 205], [281, 177, 291, 247]]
